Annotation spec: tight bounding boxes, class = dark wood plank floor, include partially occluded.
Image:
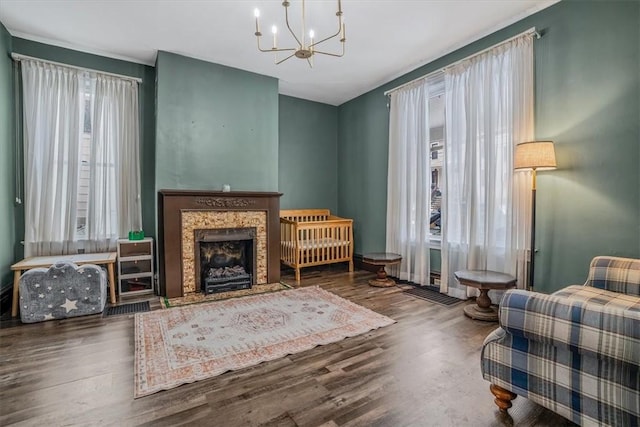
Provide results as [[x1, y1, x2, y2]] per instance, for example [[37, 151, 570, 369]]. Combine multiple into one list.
[[0, 266, 575, 426]]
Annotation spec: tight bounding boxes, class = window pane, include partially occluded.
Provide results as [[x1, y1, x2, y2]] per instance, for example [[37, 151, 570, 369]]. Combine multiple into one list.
[[429, 92, 444, 237], [76, 77, 92, 239]]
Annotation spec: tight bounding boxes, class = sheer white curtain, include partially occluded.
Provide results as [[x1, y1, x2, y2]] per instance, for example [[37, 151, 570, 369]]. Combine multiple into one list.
[[22, 60, 82, 257], [441, 35, 534, 300], [86, 75, 141, 252], [21, 59, 141, 257], [386, 82, 431, 284]]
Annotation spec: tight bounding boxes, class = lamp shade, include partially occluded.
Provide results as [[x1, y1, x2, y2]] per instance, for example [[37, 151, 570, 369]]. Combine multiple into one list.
[[514, 141, 557, 171]]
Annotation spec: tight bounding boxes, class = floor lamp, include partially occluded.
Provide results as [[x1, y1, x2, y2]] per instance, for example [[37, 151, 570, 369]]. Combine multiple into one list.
[[514, 141, 557, 290]]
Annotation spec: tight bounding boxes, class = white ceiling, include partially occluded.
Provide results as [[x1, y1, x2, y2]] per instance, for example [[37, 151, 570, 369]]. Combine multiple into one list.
[[0, 0, 559, 106]]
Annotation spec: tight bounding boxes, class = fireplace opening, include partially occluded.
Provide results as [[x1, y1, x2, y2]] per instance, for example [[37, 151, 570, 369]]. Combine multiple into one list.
[[194, 228, 257, 294]]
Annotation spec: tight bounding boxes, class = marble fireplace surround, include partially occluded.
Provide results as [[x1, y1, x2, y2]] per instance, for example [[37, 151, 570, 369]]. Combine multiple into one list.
[[158, 190, 282, 298]]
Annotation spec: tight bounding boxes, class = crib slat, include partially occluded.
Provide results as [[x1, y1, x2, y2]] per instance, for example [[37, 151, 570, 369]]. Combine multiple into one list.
[[322, 226, 326, 262]]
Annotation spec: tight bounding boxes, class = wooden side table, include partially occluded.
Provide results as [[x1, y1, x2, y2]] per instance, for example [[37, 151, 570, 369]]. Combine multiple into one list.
[[454, 270, 516, 321], [363, 252, 402, 287]]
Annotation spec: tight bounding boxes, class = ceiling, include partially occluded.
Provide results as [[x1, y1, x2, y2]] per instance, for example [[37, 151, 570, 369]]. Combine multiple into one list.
[[0, 0, 559, 106]]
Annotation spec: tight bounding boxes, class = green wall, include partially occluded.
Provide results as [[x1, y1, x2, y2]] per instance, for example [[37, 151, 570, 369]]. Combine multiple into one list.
[[0, 23, 15, 287], [155, 51, 279, 193], [337, 0, 640, 293], [533, 2, 639, 291], [279, 95, 338, 211], [10, 38, 157, 239], [337, 90, 389, 254], [4, 0, 638, 293]]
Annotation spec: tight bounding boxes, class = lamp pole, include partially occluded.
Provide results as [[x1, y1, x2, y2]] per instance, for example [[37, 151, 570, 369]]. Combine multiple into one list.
[[529, 169, 537, 290]]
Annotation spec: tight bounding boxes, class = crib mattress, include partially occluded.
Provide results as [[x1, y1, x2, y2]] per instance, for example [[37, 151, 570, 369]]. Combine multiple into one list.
[[281, 238, 351, 250]]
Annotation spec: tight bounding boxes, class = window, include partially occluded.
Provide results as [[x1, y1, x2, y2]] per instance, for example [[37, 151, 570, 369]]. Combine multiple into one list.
[[428, 82, 445, 242], [428, 95, 444, 237], [76, 77, 92, 239], [75, 75, 118, 241]]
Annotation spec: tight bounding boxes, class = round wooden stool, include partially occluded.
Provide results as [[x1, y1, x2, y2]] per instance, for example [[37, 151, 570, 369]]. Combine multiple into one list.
[[454, 270, 516, 321], [363, 253, 402, 287]]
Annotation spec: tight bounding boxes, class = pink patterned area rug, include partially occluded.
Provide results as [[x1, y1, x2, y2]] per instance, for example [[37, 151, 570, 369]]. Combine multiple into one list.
[[134, 286, 395, 397]]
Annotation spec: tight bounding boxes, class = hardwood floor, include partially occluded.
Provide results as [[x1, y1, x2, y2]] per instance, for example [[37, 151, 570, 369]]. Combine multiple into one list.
[[0, 266, 575, 427]]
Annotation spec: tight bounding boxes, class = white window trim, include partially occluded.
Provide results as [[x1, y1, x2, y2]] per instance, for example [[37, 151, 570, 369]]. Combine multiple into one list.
[[428, 234, 442, 249]]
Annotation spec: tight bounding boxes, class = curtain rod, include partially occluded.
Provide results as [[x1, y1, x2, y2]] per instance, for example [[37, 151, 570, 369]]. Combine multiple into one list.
[[384, 27, 540, 96], [11, 53, 143, 84]]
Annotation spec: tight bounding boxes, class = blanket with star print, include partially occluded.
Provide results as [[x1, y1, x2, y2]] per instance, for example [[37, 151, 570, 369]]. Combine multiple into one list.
[[18, 261, 107, 323]]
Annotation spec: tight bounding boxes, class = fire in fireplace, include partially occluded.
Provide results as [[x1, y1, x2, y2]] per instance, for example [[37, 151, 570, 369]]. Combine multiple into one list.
[[194, 228, 257, 294]]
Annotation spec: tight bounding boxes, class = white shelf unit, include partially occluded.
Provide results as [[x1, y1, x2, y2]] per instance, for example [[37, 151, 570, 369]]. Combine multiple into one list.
[[117, 237, 154, 297]]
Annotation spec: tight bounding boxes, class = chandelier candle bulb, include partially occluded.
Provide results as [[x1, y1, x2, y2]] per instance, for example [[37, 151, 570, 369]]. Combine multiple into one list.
[[302, 0, 306, 47], [272, 25, 277, 49], [254, 9, 260, 34]]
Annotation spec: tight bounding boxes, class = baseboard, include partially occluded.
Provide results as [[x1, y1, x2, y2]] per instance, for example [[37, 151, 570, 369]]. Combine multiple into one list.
[[0, 281, 13, 316]]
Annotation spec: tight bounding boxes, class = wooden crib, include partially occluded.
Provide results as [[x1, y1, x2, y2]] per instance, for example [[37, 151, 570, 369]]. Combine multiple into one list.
[[280, 209, 354, 281]]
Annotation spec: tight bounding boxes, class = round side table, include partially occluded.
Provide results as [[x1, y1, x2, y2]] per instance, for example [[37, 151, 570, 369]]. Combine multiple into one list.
[[363, 253, 402, 287], [454, 270, 517, 321]]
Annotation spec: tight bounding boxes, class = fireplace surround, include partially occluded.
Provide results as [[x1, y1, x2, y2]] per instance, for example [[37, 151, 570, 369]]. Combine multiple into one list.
[[158, 190, 282, 298]]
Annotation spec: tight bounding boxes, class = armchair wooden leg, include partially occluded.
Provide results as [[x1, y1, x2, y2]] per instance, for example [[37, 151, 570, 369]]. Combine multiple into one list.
[[295, 268, 300, 282], [490, 384, 517, 413]]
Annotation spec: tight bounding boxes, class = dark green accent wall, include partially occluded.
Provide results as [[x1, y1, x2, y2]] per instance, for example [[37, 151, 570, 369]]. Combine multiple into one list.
[[10, 38, 157, 239], [337, 90, 389, 253], [337, 0, 640, 293], [4, 0, 638, 294], [155, 51, 279, 195], [0, 23, 14, 286], [533, 2, 639, 291], [279, 95, 338, 211]]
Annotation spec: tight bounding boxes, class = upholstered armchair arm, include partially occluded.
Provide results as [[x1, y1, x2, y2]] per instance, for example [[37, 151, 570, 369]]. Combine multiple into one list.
[[584, 256, 640, 296], [499, 289, 640, 365]]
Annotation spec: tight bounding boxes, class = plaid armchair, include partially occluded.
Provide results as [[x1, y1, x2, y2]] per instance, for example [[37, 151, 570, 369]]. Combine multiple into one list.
[[481, 256, 640, 426]]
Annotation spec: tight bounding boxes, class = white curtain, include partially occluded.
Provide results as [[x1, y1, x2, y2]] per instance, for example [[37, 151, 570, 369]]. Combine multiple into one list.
[[441, 35, 534, 300], [22, 60, 82, 257], [386, 82, 431, 284], [21, 59, 141, 257], [86, 75, 141, 252]]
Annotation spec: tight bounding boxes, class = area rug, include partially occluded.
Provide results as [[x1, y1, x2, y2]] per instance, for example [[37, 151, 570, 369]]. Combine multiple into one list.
[[134, 286, 395, 397], [160, 282, 291, 308]]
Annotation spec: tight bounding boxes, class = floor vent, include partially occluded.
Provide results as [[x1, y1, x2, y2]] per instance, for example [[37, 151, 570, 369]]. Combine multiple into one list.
[[104, 301, 151, 316], [403, 286, 463, 306]]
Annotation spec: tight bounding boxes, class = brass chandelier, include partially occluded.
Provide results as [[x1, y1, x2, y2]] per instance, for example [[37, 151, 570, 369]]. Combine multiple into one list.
[[253, 0, 346, 67]]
